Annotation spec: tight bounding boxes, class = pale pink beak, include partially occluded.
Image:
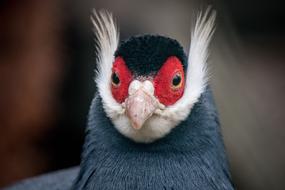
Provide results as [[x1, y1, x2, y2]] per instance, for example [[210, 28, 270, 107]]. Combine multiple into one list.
[[125, 86, 158, 130]]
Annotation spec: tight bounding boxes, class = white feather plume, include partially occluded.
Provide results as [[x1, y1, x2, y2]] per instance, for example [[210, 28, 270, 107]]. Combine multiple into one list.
[[91, 10, 123, 119], [157, 8, 216, 122]]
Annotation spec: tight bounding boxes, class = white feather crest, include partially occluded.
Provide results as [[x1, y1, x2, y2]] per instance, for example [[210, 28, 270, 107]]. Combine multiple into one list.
[[157, 8, 216, 121], [91, 10, 122, 118]]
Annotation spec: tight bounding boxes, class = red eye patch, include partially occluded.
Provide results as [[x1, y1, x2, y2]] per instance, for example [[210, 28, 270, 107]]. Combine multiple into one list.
[[111, 57, 133, 103], [154, 56, 185, 106], [111, 56, 184, 106]]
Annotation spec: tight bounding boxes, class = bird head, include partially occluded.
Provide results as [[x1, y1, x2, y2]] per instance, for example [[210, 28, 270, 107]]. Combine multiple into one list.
[[92, 9, 215, 143]]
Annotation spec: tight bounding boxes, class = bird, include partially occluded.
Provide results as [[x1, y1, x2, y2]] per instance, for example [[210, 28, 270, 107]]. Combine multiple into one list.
[[4, 8, 234, 190], [72, 8, 234, 190]]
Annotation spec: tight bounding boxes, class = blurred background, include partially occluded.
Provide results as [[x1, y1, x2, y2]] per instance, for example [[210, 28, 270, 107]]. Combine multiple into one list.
[[0, 0, 284, 189]]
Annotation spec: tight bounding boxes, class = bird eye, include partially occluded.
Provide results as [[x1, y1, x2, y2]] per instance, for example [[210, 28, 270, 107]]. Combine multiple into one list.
[[172, 73, 182, 89], [111, 72, 120, 86]]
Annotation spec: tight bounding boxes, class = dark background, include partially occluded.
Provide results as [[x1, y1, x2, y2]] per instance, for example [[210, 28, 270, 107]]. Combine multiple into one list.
[[0, 0, 284, 189]]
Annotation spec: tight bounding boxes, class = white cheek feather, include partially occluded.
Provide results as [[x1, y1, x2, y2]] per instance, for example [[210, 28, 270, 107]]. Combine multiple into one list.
[[113, 115, 177, 143], [92, 8, 216, 143]]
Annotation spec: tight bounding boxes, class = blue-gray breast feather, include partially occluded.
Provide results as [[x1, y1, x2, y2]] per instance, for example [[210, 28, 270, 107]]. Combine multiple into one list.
[[72, 87, 234, 190]]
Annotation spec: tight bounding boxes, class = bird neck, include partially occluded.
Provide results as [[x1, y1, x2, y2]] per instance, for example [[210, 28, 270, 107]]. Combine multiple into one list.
[[83, 88, 223, 154]]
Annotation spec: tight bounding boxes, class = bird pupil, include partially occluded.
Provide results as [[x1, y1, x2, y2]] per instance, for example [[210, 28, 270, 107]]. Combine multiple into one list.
[[112, 72, 120, 85], [172, 74, 181, 86]]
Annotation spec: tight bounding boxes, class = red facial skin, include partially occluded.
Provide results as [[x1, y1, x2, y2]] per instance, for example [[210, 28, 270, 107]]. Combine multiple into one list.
[[153, 56, 185, 106], [111, 57, 133, 103], [111, 56, 185, 106]]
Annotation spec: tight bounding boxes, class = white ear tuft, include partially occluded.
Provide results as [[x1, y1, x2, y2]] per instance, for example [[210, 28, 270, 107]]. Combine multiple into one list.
[[91, 10, 122, 118], [158, 8, 216, 121], [188, 7, 216, 95]]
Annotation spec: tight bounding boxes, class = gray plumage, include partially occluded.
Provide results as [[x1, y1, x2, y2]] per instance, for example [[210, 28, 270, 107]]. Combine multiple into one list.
[[72, 88, 234, 189]]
